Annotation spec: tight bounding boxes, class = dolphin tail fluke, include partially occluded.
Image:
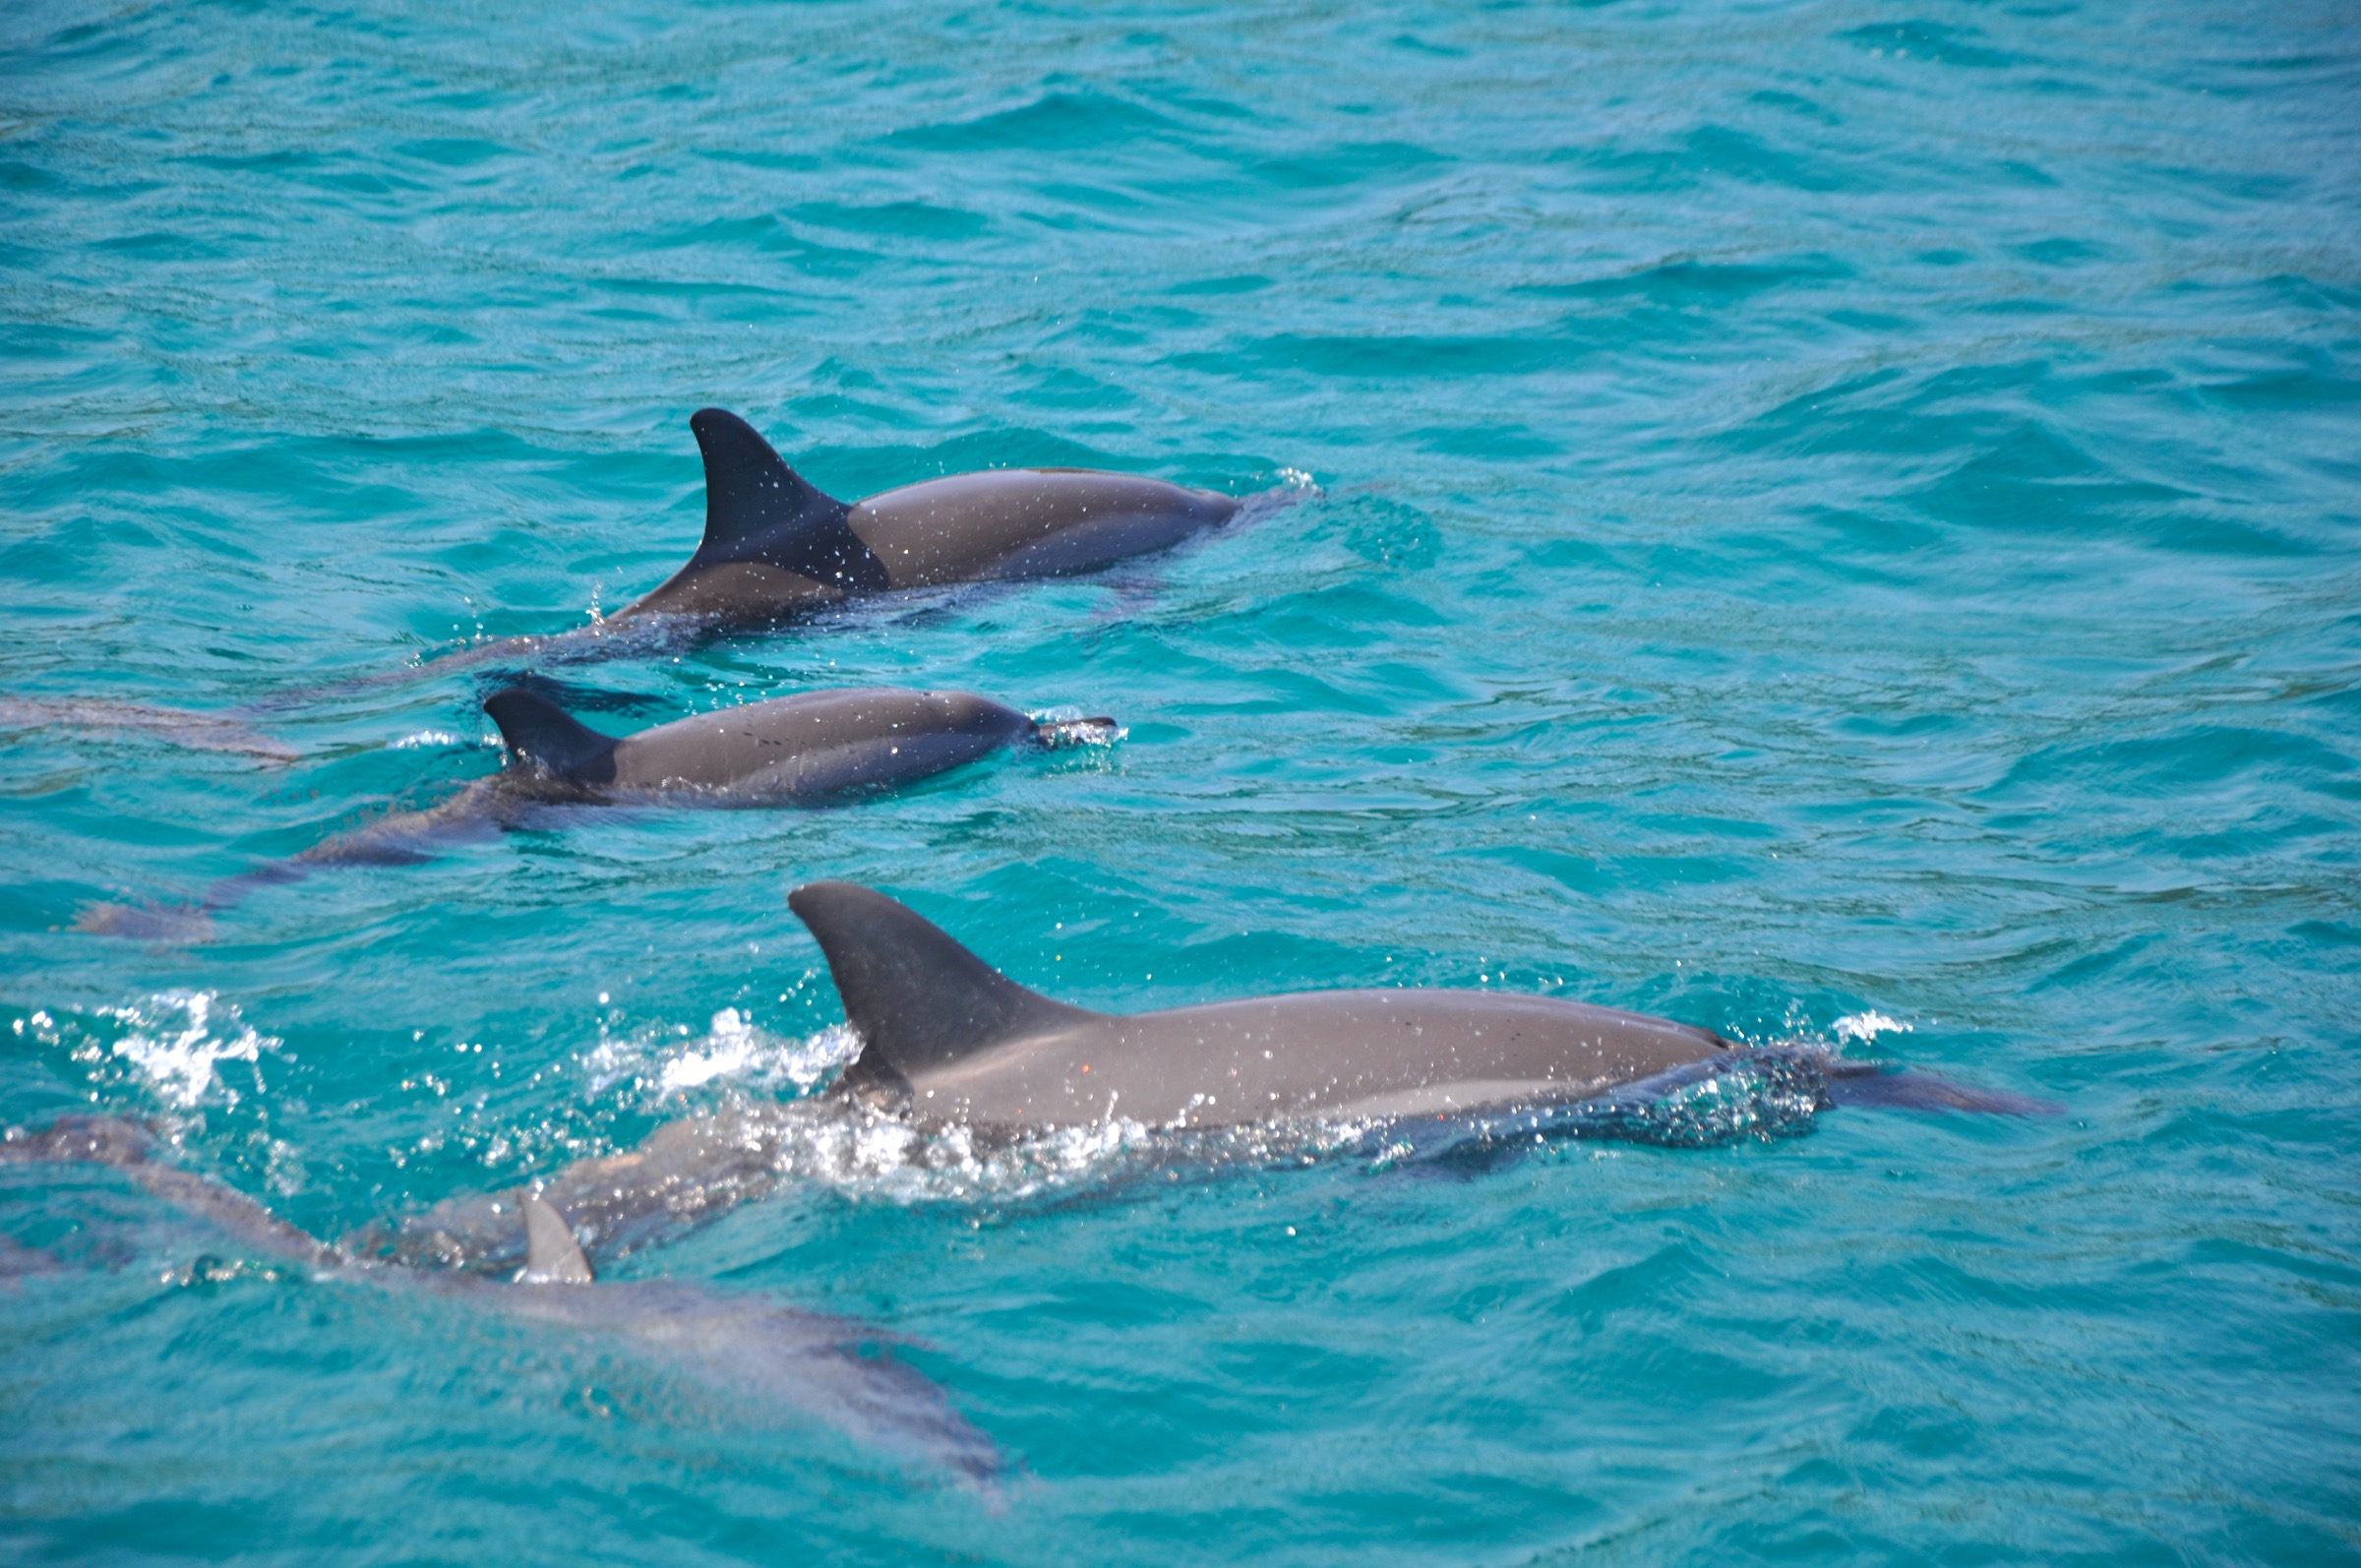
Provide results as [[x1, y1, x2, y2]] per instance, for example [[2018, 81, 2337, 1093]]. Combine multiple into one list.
[[787, 881, 1098, 1096], [1822, 1060, 2062, 1117], [484, 688, 619, 782], [517, 1192, 594, 1285], [688, 409, 886, 591]]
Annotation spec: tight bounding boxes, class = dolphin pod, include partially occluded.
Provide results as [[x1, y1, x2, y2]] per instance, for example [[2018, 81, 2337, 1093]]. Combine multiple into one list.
[[0, 1116, 1004, 1491], [17, 392, 2065, 1507], [77, 685, 1113, 938]]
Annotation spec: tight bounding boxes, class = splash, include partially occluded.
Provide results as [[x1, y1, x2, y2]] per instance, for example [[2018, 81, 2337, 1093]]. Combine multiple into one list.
[[757, 1100, 1218, 1207], [1029, 706, 1125, 748], [1831, 1010, 1911, 1045], [92, 992, 278, 1109], [583, 1011, 861, 1104]]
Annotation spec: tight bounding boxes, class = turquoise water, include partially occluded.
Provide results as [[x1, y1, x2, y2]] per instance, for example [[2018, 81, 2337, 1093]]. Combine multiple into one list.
[[4, 0, 2360, 1558]]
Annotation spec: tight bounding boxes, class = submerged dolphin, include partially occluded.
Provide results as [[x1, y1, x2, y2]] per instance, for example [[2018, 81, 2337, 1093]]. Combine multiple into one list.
[[0, 1116, 1004, 1490], [786, 881, 2055, 1132], [79, 688, 1113, 938], [0, 696, 299, 765]]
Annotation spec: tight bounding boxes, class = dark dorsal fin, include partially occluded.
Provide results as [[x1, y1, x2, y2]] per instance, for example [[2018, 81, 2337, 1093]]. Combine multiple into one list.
[[484, 688, 619, 784], [688, 408, 888, 591], [787, 881, 1100, 1094], [517, 1192, 593, 1285]]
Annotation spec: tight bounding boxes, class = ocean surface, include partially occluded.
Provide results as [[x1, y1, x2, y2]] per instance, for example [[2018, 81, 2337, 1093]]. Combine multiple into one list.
[[3, 0, 2358, 1560]]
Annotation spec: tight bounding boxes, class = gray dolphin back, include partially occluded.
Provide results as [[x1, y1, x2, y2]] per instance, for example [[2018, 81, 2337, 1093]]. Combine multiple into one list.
[[787, 881, 1098, 1095]]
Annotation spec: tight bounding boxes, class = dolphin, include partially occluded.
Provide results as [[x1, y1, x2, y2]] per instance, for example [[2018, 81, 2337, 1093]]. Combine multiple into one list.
[[619, 408, 1242, 625], [78, 688, 1114, 939], [0, 1116, 1004, 1491], [385, 406, 1253, 684], [785, 880, 2058, 1132], [347, 1094, 808, 1274], [352, 887, 2056, 1274], [478, 683, 1112, 804]]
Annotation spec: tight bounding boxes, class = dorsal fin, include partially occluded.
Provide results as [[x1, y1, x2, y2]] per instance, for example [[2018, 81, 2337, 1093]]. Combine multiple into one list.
[[517, 1192, 593, 1285], [484, 688, 619, 784], [787, 881, 1100, 1094], [688, 409, 888, 590]]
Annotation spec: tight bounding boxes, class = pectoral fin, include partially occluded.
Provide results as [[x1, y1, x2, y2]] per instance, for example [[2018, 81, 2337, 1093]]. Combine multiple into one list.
[[517, 1192, 593, 1285]]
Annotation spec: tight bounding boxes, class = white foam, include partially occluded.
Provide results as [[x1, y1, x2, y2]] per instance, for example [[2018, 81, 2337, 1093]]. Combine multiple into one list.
[[1832, 1010, 1910, 1044], [97, 991, 277, 1109], [585, 1011, 862, 1104], [1028, 707, 1126, 747]]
